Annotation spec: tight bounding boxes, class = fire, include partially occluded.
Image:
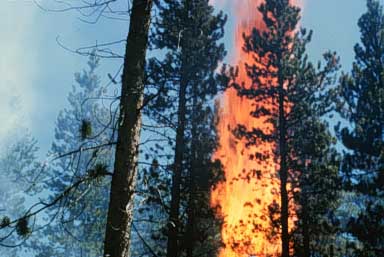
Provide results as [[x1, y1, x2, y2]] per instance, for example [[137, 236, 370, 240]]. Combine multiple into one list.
[[210, 1, 301, 256]]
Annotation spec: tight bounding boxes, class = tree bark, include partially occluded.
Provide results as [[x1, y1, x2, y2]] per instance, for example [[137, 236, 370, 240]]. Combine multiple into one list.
[[103, 0, 153, 256]]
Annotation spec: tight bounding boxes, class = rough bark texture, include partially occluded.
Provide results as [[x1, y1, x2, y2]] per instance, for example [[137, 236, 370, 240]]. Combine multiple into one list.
[[103, 0, 153, 256]]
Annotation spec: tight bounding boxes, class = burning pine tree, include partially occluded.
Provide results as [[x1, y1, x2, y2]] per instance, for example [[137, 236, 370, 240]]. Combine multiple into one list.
[[211, 0, 340, 257]]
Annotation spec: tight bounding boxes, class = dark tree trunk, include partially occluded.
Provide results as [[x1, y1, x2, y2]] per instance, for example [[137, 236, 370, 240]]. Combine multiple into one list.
[[278, 74, 290, 257], [103, 1, 153, 256], [167, 56, 188, 257], [330, 244, 334, 257], [185, 136, 197, 257], [167, 1, 193, 254], [185, 83, 198, 257], [185, 169, 196, 257]]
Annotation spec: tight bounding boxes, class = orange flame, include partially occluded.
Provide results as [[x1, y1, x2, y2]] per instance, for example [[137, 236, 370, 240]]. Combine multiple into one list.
[[211, 1, 301, 256]]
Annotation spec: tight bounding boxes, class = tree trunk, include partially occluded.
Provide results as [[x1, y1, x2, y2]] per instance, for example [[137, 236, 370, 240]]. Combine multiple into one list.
[[103, 1, 153, 256], [167, 54, 189, 257], [329, 244, 334, 257], [167, 1, 193, 255], [185, 148, 197, 257], [185, 83, 198, 257], [185, 164, 196, 257], [278, 74, 290, 257]]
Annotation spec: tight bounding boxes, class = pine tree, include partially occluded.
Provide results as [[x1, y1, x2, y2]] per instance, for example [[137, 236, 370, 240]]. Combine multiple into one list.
[[31, 52, 113, 257], [337, 0, 384, 255], [0, 132, 39, 256], [138, 0, 227, 256], [0, 1, 153, 256], [290, 118, 340, 257], [231, 0, 340, 256], [184, 102, 224, 257]]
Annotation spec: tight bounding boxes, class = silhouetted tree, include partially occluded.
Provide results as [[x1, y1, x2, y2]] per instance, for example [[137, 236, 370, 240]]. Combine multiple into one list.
[[337, 1, 384, 256], [138, 0, 227, 256], [291, 118, 340, 257]]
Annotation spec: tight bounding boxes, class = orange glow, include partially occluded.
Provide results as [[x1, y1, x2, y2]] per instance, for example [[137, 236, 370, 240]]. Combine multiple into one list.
[[210, 1, 301, 257]]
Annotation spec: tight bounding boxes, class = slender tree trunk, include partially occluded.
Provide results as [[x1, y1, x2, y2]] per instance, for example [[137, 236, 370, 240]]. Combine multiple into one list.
[[167, 1, 193, 255], [103, 1, 153, 256], [278, 75, 290, 257], [185, 83, 198, 257], [185, 165, 196, 257], [167, 55, 189, 257], [185, 139, 197, 257]]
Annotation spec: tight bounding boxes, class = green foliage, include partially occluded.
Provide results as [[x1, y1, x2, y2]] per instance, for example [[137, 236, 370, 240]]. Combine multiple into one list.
[[348, 202, 384, 257], [0, 216, 10, 229], [291, 119, 341, 256], [16, 217, 31, 238], [134, 0, 227, 256], [80, 119, 92, 140], [229, 0, 341, 255], [336, 0, 384, 255], [88, 163, 109, 185], [88, 163, 108, 178], [28, 52, 112, 257], [0, 132, 39, 256]]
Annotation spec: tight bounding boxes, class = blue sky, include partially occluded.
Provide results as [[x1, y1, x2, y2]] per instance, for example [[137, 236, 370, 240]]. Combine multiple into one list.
[[0, 0, 381, 153]]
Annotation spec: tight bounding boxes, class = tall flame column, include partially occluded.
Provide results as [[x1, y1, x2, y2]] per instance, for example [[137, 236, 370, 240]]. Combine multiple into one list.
[[210, 1, 301, 256]]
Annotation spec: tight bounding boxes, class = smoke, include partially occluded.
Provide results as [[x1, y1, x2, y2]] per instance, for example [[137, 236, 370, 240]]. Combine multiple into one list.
[[209, 0, 228, 7], [0, 1, 39, 143]]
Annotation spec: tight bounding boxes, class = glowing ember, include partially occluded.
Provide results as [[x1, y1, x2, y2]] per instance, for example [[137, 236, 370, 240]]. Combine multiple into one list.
[[210, 1, 301, 256]]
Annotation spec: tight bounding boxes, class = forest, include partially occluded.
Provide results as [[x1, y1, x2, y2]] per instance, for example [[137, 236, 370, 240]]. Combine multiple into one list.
[[0, 0, 383, 256]]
